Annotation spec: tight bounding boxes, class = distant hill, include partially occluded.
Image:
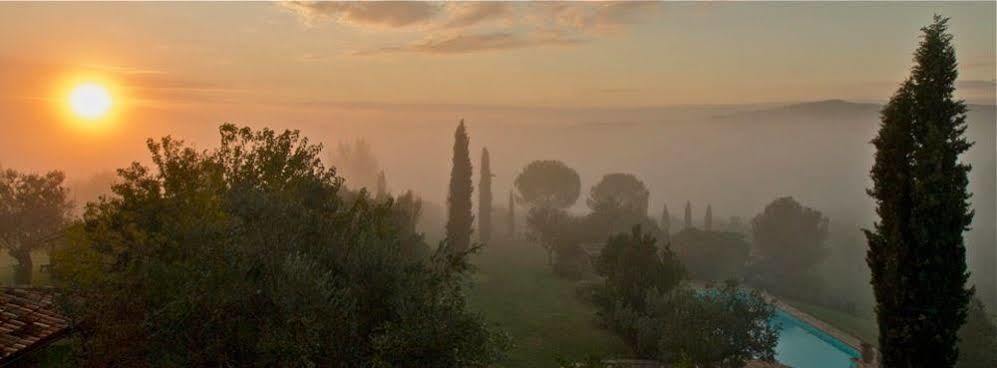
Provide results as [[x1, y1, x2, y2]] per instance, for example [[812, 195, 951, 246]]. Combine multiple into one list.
[[714, 99, 882, 121]]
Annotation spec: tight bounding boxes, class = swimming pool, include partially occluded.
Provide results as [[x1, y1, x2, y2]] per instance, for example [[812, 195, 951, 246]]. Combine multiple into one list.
[[771, 309, 860, 368]]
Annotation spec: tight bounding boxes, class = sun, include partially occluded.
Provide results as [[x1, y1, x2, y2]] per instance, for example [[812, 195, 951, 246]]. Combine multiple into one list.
[[68, 82, 113, 120]]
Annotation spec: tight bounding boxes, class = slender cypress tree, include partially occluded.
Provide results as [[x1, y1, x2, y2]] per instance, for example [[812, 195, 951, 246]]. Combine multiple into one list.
[[508, 190, 516, 240], [866, 16, 973, 368], [660, 203, 671, 239], [684, 201, 693, 229], [446, 120, 474, 252], [705, 204, 713, 231], [478, 147, 493, 244], [375, 170, 387, 201]]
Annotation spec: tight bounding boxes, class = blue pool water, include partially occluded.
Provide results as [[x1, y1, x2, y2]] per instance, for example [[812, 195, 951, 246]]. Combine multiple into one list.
[[771, 310, 860, 368]]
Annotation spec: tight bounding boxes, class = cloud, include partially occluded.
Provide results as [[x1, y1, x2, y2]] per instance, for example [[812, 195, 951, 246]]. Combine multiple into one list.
[[281, 2, 661, 54], [440, 2, 510, 29], [282, 1, 441, 28], [357, 32, 584, 55]]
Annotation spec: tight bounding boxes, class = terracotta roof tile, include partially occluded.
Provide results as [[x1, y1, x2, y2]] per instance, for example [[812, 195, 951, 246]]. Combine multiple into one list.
[[0, 287, 70, 365]]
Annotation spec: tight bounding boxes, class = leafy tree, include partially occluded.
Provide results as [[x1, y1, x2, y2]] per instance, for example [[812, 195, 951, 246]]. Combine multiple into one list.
[[328, 138, 381, 191], [0, 168, 72, 284], [595, 229, 774, 367], [865, 16, 973, 367], [392, 190, 429, 258], [581, 207, 661, 247], [446, 120, 474, 253], [684, 201, 692, 229], [525, 206, 573, 267], [671, 228, 750, 282], [507, 190, 515, 239], [660, 203, 671, 240], [647, 282, 778, 368], [704, 204, 713, 231], [586, 173, 650, 216], [751, 196, 828, 285], [478, 148, 493, 244], [575, 173, 657, 248], [514, 160, 580, 210], [957, 297, 997, 368], [52, 125, 506, 367], [595, 226, 684, 314]]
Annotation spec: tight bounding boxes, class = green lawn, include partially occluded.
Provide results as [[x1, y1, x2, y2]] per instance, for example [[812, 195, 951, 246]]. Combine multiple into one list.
[[780, 297, 879, 346], [467, 240, 630, 368], [0, 251, 52, 286]]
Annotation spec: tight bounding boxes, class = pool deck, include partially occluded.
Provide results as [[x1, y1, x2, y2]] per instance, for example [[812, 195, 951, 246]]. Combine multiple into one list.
[[760, 291, 879, 367]]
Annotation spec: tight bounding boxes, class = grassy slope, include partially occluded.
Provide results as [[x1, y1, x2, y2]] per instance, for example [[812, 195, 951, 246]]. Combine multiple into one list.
[[780, 297, 879, 346], [467, 239, 630, 368]]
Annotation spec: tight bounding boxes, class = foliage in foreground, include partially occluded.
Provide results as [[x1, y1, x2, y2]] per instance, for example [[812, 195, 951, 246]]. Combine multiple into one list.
[[52, 124, 506, 367], [594, 227, 777, 368], [865, 15, 973, 368]]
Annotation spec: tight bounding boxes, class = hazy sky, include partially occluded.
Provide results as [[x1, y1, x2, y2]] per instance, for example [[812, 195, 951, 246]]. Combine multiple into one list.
[[0, 1, 994, 179], [1, 2, 994, 109]]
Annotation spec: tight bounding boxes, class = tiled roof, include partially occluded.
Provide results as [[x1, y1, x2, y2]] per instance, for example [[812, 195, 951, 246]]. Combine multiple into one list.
[[0, 287, 70, 364]]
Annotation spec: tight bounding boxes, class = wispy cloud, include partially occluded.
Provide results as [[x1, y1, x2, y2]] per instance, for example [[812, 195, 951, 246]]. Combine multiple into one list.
[[282, 1, 440, 28], [356, 32, 584, 55], [440, 2, 510, 29], [280, 1, 661, 55]]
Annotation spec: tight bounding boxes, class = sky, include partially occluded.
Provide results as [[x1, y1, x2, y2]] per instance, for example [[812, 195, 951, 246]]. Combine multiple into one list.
[[0, 1, 994, 182]]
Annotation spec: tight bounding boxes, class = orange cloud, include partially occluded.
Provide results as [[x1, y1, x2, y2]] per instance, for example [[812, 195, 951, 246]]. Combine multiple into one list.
[[281, 2, 661, 55], [355, 32, 584, 55], [282, 1, 440, 28]]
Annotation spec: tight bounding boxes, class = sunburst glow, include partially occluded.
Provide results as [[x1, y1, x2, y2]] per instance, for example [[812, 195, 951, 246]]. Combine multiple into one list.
[[68, 82, 113, 120]]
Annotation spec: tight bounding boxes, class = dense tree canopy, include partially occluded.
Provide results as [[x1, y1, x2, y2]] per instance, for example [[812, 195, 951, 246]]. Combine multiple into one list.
[[0, 167, 72, 284], [513, 160, 580, 210], [595, 226, 684, 313], [524, 206, 574, 267], [594, 228, 775, 368], [866, 16, 974, 367], [671, 228, 750, 282], [52, 125, 505, 367], [645, 282, 778, 368], [751, 196, 829, 278], [586, 173, 650, 216]]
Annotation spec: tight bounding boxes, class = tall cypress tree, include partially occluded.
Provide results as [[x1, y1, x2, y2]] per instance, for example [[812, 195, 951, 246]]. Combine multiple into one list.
[[508, 190, 515, 240], [705, 204, 713, 231], [684, 201, 693, 229], [375, 170, 387, 201], [446, 120, 474, 253], [866, 16, 973, 368], [660, 203, 671, 240], [478, 147, 493, 244]]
